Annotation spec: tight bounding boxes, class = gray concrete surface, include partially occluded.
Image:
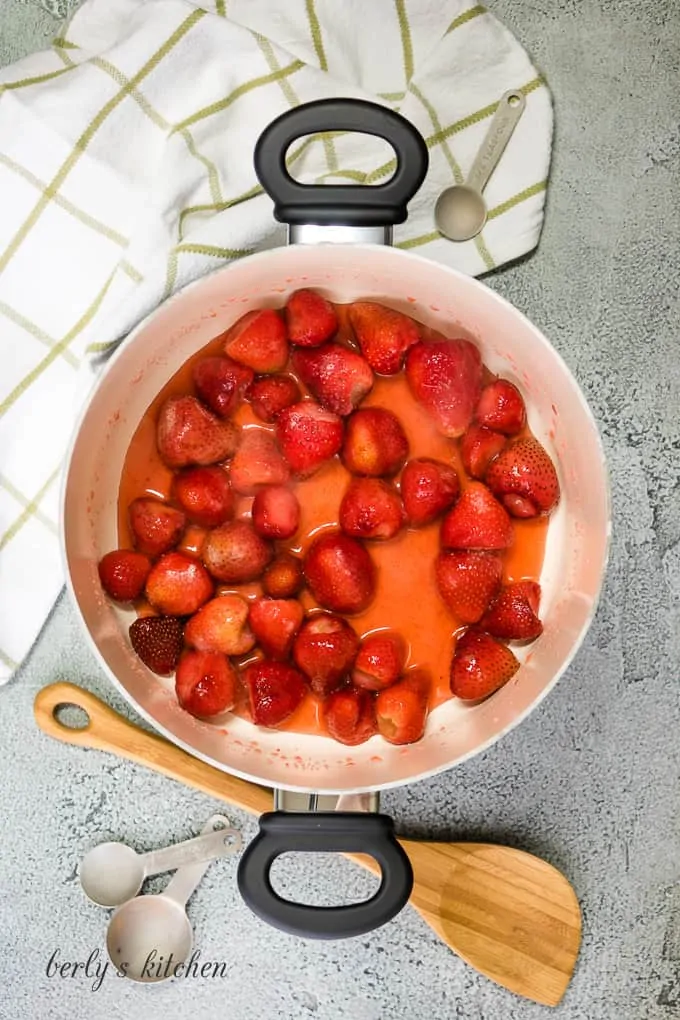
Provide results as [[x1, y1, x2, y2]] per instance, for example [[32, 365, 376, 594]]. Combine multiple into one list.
[[1, 1, 679, 1018]]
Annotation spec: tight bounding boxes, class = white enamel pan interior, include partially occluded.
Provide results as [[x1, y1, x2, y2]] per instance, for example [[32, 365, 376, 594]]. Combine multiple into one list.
[[62, 243, 611, 794]]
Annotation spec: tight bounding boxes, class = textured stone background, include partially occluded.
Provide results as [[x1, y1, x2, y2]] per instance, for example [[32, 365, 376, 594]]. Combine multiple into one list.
[[1, 1, 679, 1018]]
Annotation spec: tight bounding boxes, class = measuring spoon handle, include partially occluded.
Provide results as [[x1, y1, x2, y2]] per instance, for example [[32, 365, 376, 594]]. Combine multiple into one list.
[[143, 826, 241, 876], [162, 815, 232, 908], [466, 90, 526, 194]]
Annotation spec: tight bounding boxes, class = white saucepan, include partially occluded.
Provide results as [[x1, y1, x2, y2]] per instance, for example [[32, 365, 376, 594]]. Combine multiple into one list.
[[62, 100, 610, 938]]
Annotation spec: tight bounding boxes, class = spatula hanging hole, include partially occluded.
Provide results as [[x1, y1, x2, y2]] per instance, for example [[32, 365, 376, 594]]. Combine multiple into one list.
[[53, 702, 90, 731]]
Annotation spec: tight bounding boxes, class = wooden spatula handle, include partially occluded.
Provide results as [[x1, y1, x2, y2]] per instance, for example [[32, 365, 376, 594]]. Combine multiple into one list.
[[34, 681, 272, 816]]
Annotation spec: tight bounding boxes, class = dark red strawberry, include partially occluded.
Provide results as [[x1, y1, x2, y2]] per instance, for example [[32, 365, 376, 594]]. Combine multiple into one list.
[[304, 532, 376, 614], [342, 408, 409, 477], [223, 308, 288, 373], [248, 375, 301, 423], [157, 396, 238, 468], [450, 630, 519, 700], [339, 477, 404, 541], [145, 552, 214, 616], [400, 458, 460, 526], [461, 424, 507, 479], [245, 660, 307, 727], [480, 581, 543, 641], [475, 379, 526, 435], [485, 437, 560, 517], [349, 302, 420, 375], [184, 594, 255, 656], [129, 616, 183, 675], [375, 670, 430, 745], [276, 401, 344, 477], [435, 550, 502, 624], [176, 650, 237, 717], [292, 342, 374, 417], [440, 482, 513, 551], [406, 338, 482, 437], [172, 466, 233, 528], [262, 552, 304, 599], [324, 688, 377, 746], [249, 598, 304, 660], [193, 356, 253, 419], [251, 485, 300, 540], [202, 520, 272, 583], [285, 288, 338, 347], [128, 498, 186, 558], [293, 613, 359, 696], [352, 631, 406, 691], [98, 549, 151, 602], [229, 429, 290, 495]]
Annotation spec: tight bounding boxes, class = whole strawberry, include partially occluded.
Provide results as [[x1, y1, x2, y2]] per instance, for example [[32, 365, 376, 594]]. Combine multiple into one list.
[[224, 309, 289, 373], [485, 437, 560, 517], [129, 616, 183, 675], [406, 338, 482, 437], [276, 401, 344, 477], [245, 660, 307, 727], [304, 532, 376, 614], [450, 630, 519, 701], [285, 288, 338, 347], [193, 356, 253, 419], [480, 581, 543, 641], [292, 342, 373, 416], [460, 424, 507, 479], [99, 550, 151, 602], [435, 550, 502, 624], [324, 688, 377, 746], [400, 458, 460, 526], [349, 302, 420, 375], [475, 379, 526, 435], [157, 396, 238, 468], [440, 482, 513, 551]]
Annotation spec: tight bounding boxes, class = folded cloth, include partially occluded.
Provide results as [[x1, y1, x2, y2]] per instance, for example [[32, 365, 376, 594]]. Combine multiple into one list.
[[0, 0, 552, 683]]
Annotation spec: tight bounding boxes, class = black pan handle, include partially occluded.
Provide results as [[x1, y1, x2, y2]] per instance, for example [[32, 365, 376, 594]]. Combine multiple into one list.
[[237, 812, 413, 939], [253, 98, 428, 227]]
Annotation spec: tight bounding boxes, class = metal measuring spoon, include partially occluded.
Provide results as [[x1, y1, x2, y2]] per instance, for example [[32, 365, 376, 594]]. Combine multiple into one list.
[[80, 814, 240, 908], [435, 90, 526, 242], [105, 815, 241, 984]]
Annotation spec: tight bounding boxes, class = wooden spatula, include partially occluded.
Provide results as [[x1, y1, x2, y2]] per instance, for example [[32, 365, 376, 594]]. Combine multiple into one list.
[[34, 681, 581, 1006]]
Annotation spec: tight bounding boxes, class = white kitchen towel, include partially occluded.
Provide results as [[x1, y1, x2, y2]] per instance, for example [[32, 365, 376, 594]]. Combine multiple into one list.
[[0, 0, 552, 683]]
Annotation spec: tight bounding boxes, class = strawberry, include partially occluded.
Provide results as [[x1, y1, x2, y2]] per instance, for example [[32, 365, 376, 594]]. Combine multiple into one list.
[[480, 581, 543, 642], [342, 408, 409, 477], [193, 356, 253, 419], [405, 338, 482, 437], [128, 498, 186, 558], [276, 401, 344, 477], [248, 375, 301, 423], [129, 615, 183, 675], [202, 520, 272, 583], [262, 552, 304, 599], [285, 288, 338, 347], [475, 379, 526, 436], [98, 549, 151, 602], [229, 428, 290, 495], [176, 650, 237, 718], [249, 598, 304, 660], [292, 343, 373, 417], [251, 485, 300, 540], [450, 630, 519, 701], [172, 466, 233, 528], [157, 396, 238, 468], [145, 551, 213, 616], [435, 550, 502, 624], [339, 478, 404, 540], [485, 437, 560, 517], [223, 308, 288, 373], [292, 613, 359, 696], [375, 670, 430, 745], [352, 631, 406, 691], [400, 458, 460, 526], [460, 424, 507, 479], [348, 301, 420, 375], [245, 660, 307, 727], [440, 482, 513, 551], [304, 532, 376, 614], [184, 594, 255, 656], [324, 688, 377, 746]]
